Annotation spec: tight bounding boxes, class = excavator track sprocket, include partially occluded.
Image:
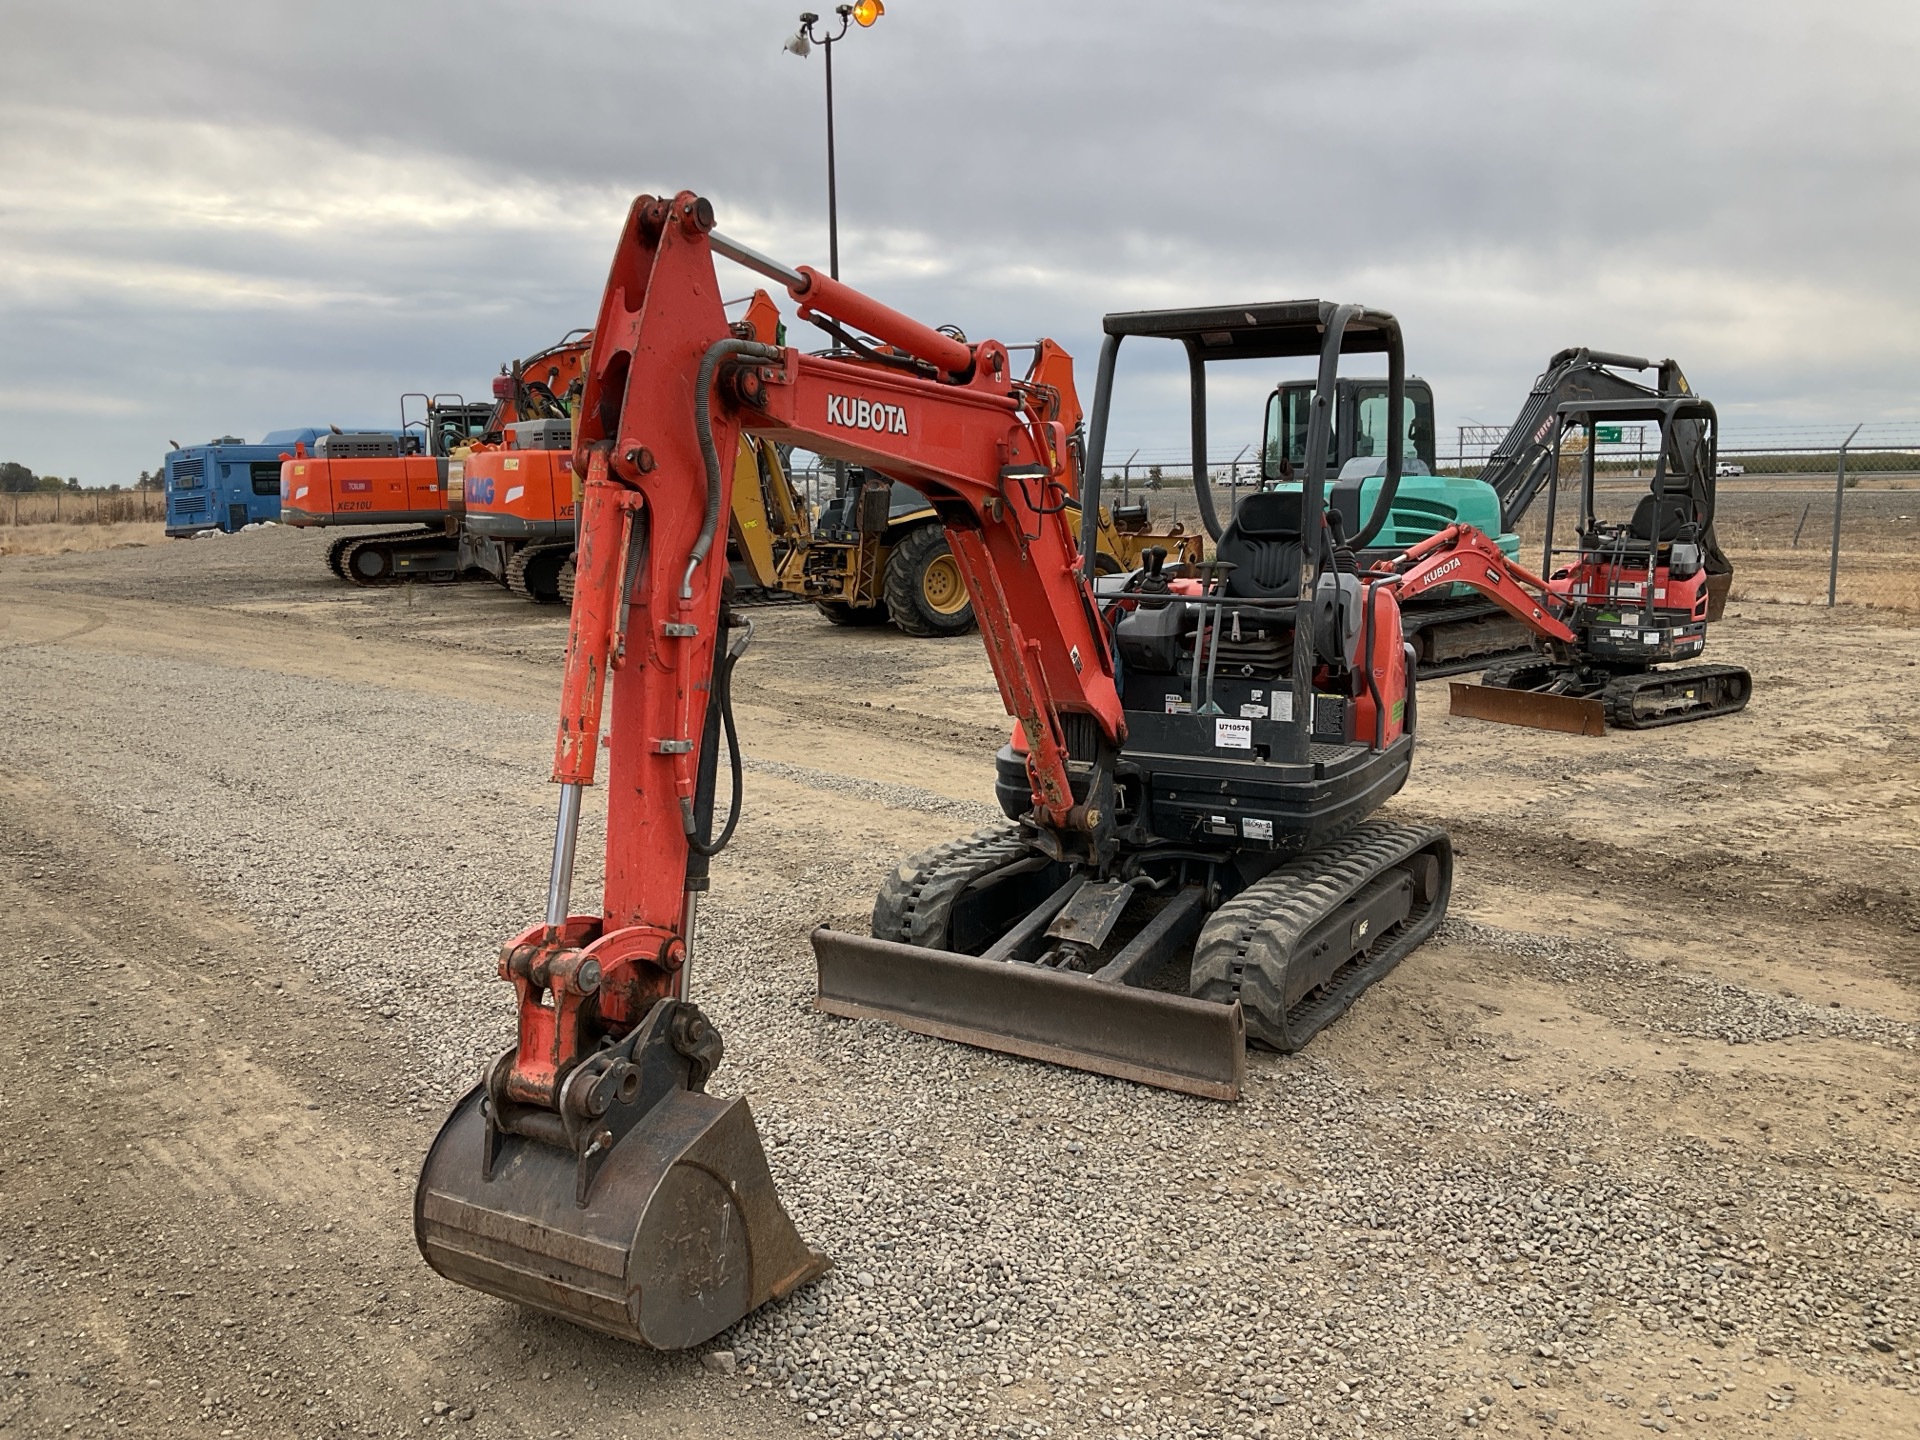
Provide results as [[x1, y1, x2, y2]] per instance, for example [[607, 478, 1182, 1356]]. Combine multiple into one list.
[[1191, 821, 1452, 1051], [1599, 663, 1751, 729], [506, 542, 571, 604], [325, 532, 358, 580]]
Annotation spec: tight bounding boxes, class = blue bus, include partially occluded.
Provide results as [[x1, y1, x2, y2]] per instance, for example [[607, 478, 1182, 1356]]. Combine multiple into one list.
[[163, 430, 335, 536]]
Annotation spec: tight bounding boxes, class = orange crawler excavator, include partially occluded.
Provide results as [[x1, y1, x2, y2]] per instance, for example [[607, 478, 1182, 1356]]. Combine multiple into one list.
[[280, 332, 590, 589], [455, 331, 593, 601], [416, 191, 1453, 1346]]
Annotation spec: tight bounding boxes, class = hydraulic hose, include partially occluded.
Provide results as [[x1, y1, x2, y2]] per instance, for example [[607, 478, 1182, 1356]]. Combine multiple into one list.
[[685, 617, 754, 858], [688, 338, 783, 598]]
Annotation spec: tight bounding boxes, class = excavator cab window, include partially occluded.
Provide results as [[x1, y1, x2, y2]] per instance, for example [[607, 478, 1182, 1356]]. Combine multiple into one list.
[[1260, 385, 1329, 483], [1354, 384, 1437, 471], [1263, 380, 1437, 483]]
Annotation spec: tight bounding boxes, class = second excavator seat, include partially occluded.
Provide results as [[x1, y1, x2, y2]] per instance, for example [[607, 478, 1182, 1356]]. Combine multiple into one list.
[[1627, 491, 1698, 544], [1213, 489, 1305, 600]]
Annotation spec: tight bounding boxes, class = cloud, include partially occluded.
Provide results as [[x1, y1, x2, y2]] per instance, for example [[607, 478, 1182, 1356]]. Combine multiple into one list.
[[2, 0, 1917, 481]]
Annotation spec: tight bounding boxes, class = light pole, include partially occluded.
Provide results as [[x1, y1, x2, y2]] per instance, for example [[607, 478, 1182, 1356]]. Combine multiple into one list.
[[784, 2, 883, 281]]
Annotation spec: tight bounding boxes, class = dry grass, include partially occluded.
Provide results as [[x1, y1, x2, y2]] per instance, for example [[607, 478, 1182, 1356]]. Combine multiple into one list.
[[0, 491, 164, 526], [0, 522, 166, 558]]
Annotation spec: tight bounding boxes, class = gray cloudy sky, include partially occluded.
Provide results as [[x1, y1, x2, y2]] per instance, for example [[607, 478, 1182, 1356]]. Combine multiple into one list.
[[4, 0, 1917, 482]]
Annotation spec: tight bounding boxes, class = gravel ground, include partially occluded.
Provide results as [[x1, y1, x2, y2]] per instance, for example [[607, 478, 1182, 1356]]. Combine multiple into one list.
[[2, 527, 1918, 1440]]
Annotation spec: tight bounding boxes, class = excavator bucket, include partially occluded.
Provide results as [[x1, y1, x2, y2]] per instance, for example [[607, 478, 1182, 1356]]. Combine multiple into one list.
[[1448, 680, 1606, 736], [415, 1000, 828, 1349], [812, 929, 1247, 1101]]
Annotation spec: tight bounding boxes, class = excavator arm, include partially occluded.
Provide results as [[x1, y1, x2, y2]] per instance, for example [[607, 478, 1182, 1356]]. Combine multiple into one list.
[[1480, 348, 1689, 531], [1379, 522, 1577, 648], [416, 191, 1134, 1350]]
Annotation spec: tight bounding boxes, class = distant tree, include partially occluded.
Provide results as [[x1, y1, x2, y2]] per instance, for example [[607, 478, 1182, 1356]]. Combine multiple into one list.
[[136, 468, 164, 491], [1146, 464, 1164, 490], [34, 474, 65, 493], [0, 461, 35, 493]]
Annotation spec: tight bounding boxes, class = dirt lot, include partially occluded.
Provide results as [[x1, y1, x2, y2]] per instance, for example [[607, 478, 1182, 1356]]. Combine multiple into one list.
[[1, 501, 1916, 1440]]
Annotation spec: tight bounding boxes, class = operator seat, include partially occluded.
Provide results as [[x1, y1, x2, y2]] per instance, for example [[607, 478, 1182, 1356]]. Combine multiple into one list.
[[1215, 490, 1304, 600], [1628, 493, 1696, 543]]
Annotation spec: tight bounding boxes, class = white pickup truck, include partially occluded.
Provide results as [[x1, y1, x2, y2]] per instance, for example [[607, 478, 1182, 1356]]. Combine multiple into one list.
[[1716, 461, 1745, 477]]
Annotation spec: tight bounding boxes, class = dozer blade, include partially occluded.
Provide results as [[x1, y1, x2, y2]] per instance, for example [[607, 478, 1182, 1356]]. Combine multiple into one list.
[[1448, 680, 1606, 736], [812, 928, 1246, 1100], [416, 1003, 828, 1349]]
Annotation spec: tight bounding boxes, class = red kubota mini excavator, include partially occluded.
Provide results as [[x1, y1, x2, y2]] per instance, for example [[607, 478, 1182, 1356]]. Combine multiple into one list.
[[1376, 394, 1751, 734], [416, 191, 1453, 1347]]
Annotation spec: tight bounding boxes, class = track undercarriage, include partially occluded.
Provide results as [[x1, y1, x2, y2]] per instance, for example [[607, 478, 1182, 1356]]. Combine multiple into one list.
[[818, 818, 1451, 1098], [1478, 654, 1752, 730]]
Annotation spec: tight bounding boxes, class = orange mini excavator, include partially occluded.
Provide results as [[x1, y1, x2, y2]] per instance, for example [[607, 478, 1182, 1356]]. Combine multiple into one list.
[[416, 192, 1455, 1347]]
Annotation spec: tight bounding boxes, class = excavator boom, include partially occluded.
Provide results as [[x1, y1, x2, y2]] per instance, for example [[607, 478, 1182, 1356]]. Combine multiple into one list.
[[418, 191, 1143, 1348]]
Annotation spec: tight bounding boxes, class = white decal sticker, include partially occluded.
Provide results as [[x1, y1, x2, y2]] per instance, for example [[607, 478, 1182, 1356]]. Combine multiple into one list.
[[1164, 694, 1191, 715], [505, 485, 525, 504], [1239, 703, 1269, 719], [825, 394, 909, 435], [1214, 717, 1253, 749], [1270, 691, 1293, 722], [294, 485, 309, 500], [1242, 817, 1274, 841]]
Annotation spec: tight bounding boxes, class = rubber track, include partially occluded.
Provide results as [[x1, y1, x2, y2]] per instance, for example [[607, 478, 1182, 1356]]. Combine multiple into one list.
[[871, 824, 1027, 950], [556, 558, 574, 606], [506, 543, 569, 604], [1190, 821, 1452, 1052], [1479, 655, 1560, 691], [1406, 611, 1535, 680], [1600, 663, 1751, 729], [325, 533, 357, 580]]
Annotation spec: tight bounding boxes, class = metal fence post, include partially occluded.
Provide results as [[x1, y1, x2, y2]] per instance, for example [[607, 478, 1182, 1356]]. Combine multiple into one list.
[[1828, 423, 1862, 607]]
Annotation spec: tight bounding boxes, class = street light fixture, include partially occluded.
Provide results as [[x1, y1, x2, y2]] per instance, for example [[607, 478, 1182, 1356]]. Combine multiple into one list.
[[783, 3, 883, 280]]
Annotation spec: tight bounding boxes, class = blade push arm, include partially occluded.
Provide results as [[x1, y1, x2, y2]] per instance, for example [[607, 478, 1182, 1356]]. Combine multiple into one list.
[[1379, 523, 1578, 647]]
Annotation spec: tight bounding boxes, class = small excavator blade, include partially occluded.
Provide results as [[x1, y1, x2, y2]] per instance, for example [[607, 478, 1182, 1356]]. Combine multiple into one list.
[[812, 928, 1246, 1100], [415, 1003, 827, 1349], [1448, 680, 1606, 736]]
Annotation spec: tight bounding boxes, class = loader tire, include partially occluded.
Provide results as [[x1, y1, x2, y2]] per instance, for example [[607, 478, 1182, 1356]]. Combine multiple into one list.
[[816, 600, 890, 627], [883, 524, 975, 637]]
